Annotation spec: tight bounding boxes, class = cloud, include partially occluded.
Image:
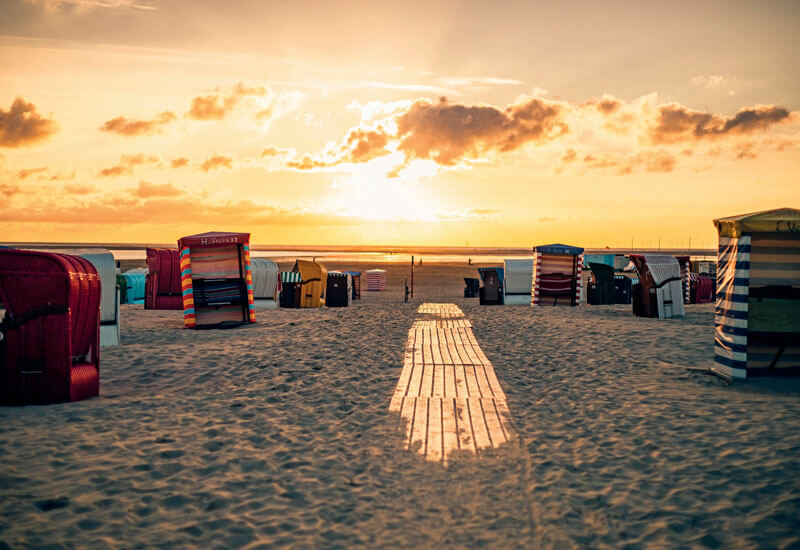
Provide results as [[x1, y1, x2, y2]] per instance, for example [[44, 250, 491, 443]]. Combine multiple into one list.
[[186, 82, 268, 121], [201, 154, 233, 172], [170, 157, 190, 168], [394, 96, 568, 165], [98, 165, 132, 177], [134, 180, 183, 198], [580, 150, 676, 175], [16, 166, 48, 180], [260, 146, 289, 157], [0, 97, 58, 148], [689, 75, 728, 88], [98, 153, 160, 177], [100, 111, 176, 136], [286, 125, 392, 171], [649, 103, 792, 143], [1, 184, 22, 197], [64, 183, 96, 195], [24, 0, 156, 11]]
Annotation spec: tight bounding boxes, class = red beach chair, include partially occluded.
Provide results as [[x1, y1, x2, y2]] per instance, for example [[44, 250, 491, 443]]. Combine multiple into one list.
[[144, 248, 183, 310], [0, 250, 100, 405]]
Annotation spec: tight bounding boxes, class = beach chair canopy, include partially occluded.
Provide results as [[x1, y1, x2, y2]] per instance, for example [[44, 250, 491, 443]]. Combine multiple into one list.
[[145, 248, 183, 310], [57, 249, 119, 346], [250, 258, 280, 300], [587, 262, 616, 305], [630, 255, 685, 319], [477, 267, 504, 282], [712, 207, 800, 379], [365, 269, 387, 291], [503, 259, 533, 305], [345, 271, 362, 299], [294, 260, 328, 307], [326, 272, 352, 307], [533, 244, 584, 306], [178, 231, 255, 328], [0, 249, 100, 405], [584, 254, 615, 268]]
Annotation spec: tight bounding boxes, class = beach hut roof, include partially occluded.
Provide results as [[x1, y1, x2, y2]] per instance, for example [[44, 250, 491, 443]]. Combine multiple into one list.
[[178, 231, 250, 248], [533, 243, 585, 255], [713, 207, 800, 238]]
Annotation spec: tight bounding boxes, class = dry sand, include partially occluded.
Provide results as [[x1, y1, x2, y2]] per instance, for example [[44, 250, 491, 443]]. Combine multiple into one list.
[[2, 262, 799, 549]]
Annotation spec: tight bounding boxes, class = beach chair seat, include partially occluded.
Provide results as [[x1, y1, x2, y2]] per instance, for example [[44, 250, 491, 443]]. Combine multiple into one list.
[[0, 250, 100, 405], [538, 273, 575, 306]]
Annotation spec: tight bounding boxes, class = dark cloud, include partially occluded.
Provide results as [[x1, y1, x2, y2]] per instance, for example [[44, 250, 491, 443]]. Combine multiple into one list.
[[596, 98, 622, 115], [186, 83, 267, 121], [649, 103, 792, 143], [135, 180, 183, 198], [0, 97, 58, 148], [201, 154, 233, 172], [100, 111, 176, 136], [170, 157, 190, 168], [98, 165, 132, 177], [395, 96, 568, 165]]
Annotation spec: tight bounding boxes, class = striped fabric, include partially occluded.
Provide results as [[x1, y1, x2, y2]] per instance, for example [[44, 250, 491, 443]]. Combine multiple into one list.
[[243, 244, 255, 322], [713, 234, 751, 379], [749, 234, 800, 286], [180, 247, 195, 328], [281, 271, 302, 283], [532, 252, 581, 307], [366, 269, 387, 291], [188, 246, 240, 278]]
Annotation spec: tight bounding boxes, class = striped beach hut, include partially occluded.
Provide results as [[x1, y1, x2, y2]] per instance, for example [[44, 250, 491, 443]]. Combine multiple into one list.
[[533, 244, 584, 306], [366, 269, 387, 291], [177, 232, 255, 329], [712, 208, 800, 379]]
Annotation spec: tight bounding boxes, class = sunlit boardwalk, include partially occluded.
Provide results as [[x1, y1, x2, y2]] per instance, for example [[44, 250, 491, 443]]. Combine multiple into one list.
[[390, 303, 515, 463]]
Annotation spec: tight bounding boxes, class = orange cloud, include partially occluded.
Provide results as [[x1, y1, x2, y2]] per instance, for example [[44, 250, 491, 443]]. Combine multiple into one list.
[[16, 166, 49, 179], [100, 111, 176, 136], [98, 153, 160, 177], [649, 103, 792, 144], [170, 157, 190, 168], [201, 154, 233, 172], [186, 83, 267, 121], [0, 183, 22, 196], [0, 97, 58, 148], [64, 183, 96, 194], [134, 180, 183, 198], [396, 96, 568, 165]]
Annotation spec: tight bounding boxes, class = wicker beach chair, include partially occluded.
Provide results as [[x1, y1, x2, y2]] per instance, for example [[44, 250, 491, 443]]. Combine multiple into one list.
[[0, 249, 100, 405]]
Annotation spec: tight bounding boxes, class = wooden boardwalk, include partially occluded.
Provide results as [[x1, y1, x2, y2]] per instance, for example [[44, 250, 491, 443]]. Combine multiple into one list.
[[389, 303, 515, 463]]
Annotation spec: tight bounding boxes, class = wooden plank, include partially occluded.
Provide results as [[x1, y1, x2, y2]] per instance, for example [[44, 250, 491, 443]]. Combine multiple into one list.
[[422, 327, 434, 366], [437, 329, 453, 364], [467, 397, 492, 449], [432, 364, 445, 397], [409, 397, 428, 453], [431, 328, 444, 365], [473, 363, 494, 399], [443, 364, 456, 398], [464, 364, 482, 397], [400, 397, 416, 446], [426, 398, 443, 462], [407, 351, 424, 398], [482, 364, 508, 401], [444, 328, 463, 366], [420, 363, 434, 397], [449, 328, 469, 365], [454, 398, 475, 453], [481, 398, 507, 446], [466, 330, 492, 365], [441, 397, 459, 461], [453, 364, 469, 398], [458, 327, 484, 366], [495, 399, 515, 441], [390, 330, 417, 411]]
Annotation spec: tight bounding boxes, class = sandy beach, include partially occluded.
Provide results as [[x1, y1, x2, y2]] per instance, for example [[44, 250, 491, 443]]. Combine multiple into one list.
[[2, 262, 799, 549]]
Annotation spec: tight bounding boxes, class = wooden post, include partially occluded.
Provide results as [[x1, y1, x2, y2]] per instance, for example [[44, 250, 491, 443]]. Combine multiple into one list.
[[411, 255, 415, 299]]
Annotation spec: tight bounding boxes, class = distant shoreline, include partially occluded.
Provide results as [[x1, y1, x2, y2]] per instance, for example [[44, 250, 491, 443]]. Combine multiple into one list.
[[0, 241, 717, 258]]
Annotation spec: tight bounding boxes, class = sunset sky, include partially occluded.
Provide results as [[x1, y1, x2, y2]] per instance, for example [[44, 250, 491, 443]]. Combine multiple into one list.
[[1, 0, 798, 247]]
